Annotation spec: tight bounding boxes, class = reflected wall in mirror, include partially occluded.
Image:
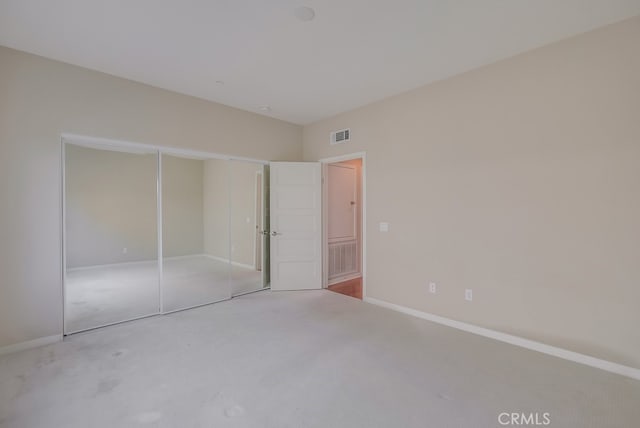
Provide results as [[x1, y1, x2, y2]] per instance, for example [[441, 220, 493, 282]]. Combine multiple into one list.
[[230, 161, 268, 295], [64, 144, 159, 333], [64, 142, 269, 332], [162, 155, 231, 311]]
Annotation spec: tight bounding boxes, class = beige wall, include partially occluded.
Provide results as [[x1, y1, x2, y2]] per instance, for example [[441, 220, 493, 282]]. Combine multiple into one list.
[[203, 158, 230, 260], [162, 155, 205, 258], [230, 161, 265, 267], [0, 45, 301, 348], [202, 159, 264, 267], [67, 148, 261, 269], [304, 17, 640, 368], [65, 145, 158, 268]]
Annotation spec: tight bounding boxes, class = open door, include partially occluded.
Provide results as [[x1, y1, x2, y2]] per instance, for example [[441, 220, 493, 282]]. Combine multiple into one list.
[[270, 162, 322, 291]]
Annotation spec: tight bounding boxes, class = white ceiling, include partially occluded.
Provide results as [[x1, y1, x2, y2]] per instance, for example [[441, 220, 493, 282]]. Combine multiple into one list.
[[1, 1, 639, 125]]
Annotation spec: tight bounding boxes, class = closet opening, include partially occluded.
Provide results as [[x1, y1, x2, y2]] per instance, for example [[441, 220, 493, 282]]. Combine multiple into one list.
[[62, 135, 269, 334]]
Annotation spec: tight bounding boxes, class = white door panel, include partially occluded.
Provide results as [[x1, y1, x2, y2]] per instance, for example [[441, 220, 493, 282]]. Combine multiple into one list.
[[328, 164, 357, 240], [278, 215, 315, 232], [278, 239, 316, 258], [270, 162, 322, 291], [277, 188, 315, 209]]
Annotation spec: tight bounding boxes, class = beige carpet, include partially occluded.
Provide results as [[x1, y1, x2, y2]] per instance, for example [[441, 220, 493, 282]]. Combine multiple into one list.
[[65, 255, 263, 332], [2, 290, 639, 427]]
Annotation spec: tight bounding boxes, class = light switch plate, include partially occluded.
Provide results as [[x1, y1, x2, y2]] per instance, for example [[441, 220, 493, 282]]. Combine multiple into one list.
[[379, 222, 389, 232]]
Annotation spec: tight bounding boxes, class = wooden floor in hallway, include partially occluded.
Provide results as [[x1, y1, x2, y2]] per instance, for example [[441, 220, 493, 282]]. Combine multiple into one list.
[[327, 277, 362, 299]]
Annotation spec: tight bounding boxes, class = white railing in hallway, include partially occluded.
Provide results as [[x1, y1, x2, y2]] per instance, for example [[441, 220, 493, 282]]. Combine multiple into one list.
[[328, 240, 358, 282]]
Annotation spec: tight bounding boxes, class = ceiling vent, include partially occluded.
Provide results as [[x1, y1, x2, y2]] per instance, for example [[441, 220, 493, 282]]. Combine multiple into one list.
[[330, 128, 351, 145]]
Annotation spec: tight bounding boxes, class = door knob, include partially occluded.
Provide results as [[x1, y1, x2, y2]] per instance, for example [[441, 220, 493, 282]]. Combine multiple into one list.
[[271, 231, 281, 236]]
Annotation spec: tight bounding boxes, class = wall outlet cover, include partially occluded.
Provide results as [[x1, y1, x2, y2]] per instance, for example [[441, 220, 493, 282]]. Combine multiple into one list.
[[429, 282, 437, 293]]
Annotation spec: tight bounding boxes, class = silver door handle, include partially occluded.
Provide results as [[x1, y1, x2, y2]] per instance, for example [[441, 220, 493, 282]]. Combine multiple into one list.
[[271, 231, 281, 236]]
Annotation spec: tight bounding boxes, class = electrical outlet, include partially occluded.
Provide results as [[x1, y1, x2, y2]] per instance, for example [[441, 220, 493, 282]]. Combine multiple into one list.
[[379, 222, 389, 232], [465, 289, 473, 301], [429, 282, 437, 294], [122, 247, 128, 254]]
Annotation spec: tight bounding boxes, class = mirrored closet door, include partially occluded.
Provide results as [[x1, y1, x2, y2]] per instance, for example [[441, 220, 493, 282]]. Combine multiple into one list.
[[64, 143, 160, 333], [64, 139, 270, 334], [162, 155, 231, 312], [230, 161, 269, 296]]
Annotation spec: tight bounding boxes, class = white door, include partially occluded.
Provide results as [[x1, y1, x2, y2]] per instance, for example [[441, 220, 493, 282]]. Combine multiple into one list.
[[327, 163, 360, 282], [328, 164, 358, 240], [270, 162, 322, 291]]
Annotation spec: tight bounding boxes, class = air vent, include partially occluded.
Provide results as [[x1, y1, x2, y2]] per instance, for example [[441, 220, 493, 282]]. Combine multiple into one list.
[[330, 128, 351, 145]]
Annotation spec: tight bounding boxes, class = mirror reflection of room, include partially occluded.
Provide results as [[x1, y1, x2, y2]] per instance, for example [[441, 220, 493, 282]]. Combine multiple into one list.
[[161, 155, 232, 312], [230, 160, 267, 296], [161, 156, 267, 307], [65, 146, 269, 332], [64, 144, 159, 333]]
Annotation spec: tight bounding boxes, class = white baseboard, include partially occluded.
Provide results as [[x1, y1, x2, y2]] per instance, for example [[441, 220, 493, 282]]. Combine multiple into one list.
[[68, 254, 257, 272], [0, 334, 62, 356], [364, 297, 640, 381], [203, 254, 256, 271], [67, 258, 156, 272], [328, 272, 362, 286]]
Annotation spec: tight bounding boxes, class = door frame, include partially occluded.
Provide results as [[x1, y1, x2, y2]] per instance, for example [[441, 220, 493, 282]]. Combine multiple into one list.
[[253, 169, 263, 271], [318, 152, 367, 299]]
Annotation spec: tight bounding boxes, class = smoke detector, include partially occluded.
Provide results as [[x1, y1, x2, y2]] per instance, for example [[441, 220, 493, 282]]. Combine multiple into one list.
[[294, 6, 315, 22]]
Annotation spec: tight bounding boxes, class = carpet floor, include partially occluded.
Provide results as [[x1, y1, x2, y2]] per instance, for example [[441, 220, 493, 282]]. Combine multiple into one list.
[[1, 290, 639, 427], [65, 255, 263, 332]]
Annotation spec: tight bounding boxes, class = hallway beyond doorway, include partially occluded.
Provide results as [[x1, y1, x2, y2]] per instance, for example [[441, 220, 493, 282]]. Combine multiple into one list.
[[328, 276, 362, 299]]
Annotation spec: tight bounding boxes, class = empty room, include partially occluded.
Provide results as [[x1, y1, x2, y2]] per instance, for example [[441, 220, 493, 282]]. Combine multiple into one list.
[[1, 1, 639, 427]]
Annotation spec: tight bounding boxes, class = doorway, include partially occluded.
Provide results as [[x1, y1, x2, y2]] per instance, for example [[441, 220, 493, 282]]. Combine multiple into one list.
[[267, 158, 366, 295], [321, 154, 365, 300]]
